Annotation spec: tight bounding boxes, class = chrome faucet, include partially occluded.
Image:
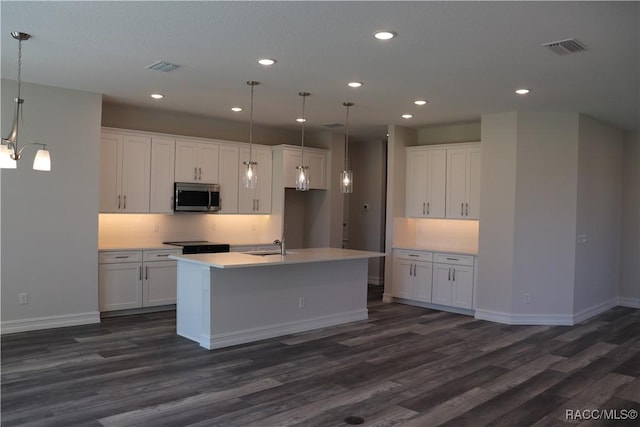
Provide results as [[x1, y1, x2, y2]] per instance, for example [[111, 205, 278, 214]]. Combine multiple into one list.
[[273, 238, 286, 255]]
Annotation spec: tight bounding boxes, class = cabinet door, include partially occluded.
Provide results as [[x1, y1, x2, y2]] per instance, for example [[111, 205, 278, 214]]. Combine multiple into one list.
[[446, 148, 468, 219], [254, 147, 272, 213], [175, 140, 199, 183], [283, 150, 301, 188], [466, 148, 481, 219], [452, 265, 474, 309], [392, 259, 414, 299], [150, 138, 175, 213], [426, 150, 447, 218], [99, 262, 142, 311], [218, 145, 239, 213], [413, 261, 433, 302], [143, 260, 177, 307], [432, 263, 453, 306], [121, 136, 151, 213], [307, 152, 327, 190], [99, 133, 123, 212], [405, 150, 428, 217], [197, 143, 220, 184]]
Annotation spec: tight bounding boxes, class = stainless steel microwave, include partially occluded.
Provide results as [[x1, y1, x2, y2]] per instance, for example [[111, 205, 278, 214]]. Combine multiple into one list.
[[174, 182, 221, 213]]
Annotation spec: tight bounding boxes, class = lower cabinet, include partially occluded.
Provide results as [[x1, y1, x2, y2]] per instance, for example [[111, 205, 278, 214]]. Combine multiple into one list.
[[393, 250, 433, 302], [99, 249, 181, 312], [393, 249, 475, 310]]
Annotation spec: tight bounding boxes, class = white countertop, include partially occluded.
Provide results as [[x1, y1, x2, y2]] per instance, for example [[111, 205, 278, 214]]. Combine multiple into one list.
[[392, 245, 478, 256], [170, 247, 385, 269]]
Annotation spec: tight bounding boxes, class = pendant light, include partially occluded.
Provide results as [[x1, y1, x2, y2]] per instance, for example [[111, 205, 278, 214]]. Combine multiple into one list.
[[295, 92, 310, 191], [243, 81, 260, 189], [1, 32, 51, 171], [340, 102, 354, 193]]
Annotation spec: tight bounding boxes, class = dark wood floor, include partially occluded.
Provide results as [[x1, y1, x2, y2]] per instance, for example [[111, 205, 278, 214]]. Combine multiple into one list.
[[2, 302, 639, 427]]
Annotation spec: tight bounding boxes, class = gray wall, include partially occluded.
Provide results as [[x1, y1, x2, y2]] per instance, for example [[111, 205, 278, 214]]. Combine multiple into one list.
[[620, 131, 640, 305], [1, 80, 102, 331], [574, 116, 623, 313]]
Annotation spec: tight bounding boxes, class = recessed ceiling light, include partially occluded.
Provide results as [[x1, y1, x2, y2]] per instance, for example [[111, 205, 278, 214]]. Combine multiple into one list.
[[296, 118, 307, 123], [231, 107, 243, 112], [150, 93, 164, 99], [257, 58, 277, 66], [374, 31, 396, 40], [515, 88, 531, 95], [414, 100, 428, 106], [402, 114, 413, 119], [347, 81, 363, 88]]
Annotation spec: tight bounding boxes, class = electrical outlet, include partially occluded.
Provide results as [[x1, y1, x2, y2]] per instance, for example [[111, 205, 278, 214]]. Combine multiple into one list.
[[576, 234, 588, 244], [298, 297, 305, 308], [19, 292, 28, 305], [523, 293, 530, 304]]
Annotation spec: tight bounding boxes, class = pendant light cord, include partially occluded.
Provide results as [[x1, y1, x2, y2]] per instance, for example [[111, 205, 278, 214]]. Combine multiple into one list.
[[17, 37, 22, 102], [343, 102, 353, 170], [249, 82, 254, 163], [301, 93, 306, 164]]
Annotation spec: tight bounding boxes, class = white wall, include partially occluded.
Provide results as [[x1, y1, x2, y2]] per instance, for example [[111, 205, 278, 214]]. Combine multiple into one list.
[[1, 80, 102, 333], [417, 122, 481, 145], [573, 116, 623, 314], [476, 112, 518, 315], [620, 131, 640, 306]]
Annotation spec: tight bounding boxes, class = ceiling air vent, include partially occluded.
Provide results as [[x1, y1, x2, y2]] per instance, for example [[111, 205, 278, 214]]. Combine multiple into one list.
[[322, 122, 343, 129], [543, 38, 588, 55], [145, 60, 180, 72]]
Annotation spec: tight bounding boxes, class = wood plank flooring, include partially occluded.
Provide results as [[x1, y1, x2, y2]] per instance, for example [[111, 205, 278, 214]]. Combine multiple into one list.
[[2, 302, 639, 426]]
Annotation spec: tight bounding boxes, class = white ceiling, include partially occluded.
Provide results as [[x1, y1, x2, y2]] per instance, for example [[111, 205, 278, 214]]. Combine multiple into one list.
[[2, 1, 638, 141]]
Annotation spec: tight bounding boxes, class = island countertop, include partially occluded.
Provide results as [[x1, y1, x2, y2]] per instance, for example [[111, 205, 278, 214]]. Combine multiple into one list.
[[170, 247, 385, 269]]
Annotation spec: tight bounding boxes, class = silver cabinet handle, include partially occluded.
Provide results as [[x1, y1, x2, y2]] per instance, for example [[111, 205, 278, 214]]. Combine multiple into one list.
[[123, 195, 127, 210], [461, 203, 464, 215], [465, 203, 469, 216], [114, 255, 129, 259], [427, 202, 430, 215], [139, 266, 142, 281], [453, 268, 456, 281], [118, 195, 121, 209], [448, 267, 451, 281], [199, 167, 202, 180], [408, 254, 419, 257], [446, 257, 459, 261], [257, 199, 260, 211], [145, 266, 148, 280], [411, 264, 415, 276], [170, 196, 174, 210], [252, 199, 256, 211], [157, 254, 170, 257], [194, 167, 198, 180], [422, 202, 426, 215]]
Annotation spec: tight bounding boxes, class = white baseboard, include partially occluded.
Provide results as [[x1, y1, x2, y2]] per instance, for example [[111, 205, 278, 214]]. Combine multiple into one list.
[[573, 298, 618, 324], [618, 297, 640, 308], [1, 311, 101, 335], [474, 309, 574, 326], [368, 276, 384, 286], [381, 293, 394, 303], [200, 309, 368, 350]]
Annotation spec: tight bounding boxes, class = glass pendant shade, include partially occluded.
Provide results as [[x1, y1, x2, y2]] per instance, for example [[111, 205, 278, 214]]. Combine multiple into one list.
[[340, 170, 353, 193], [243, 161, 257, 189], [33, 148, 51, 171], [0, 145, 17, 169], [296, 165, 310, 191]]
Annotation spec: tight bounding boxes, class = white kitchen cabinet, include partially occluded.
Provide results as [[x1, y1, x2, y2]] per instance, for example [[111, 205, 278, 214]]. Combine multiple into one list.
[[432, 253, 475, 309], [392, 250, 433, 302], [175, 139, 220, 184], [99, 249, 181, 312], [405, 148, 446, 218], [100, 133, 151, 213], [218, 145, 239, 214], [149, 137, 175, 213], [238, 146, 272, 213], [281, 148, 328, 190], [446, 146, 481, 219]]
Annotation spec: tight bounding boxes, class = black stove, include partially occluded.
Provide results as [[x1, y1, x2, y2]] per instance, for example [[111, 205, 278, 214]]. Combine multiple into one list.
[[163, 240, 230, 255]]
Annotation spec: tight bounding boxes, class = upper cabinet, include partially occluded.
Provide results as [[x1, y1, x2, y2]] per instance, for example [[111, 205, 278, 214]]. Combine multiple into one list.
[[175, 140, 220, 184], [274, 145, 329, 190], [100, 133, 151, 213], [405, 148, 446, 218], [150, 138, 176, 213], [238, 146, 272, 214], [405, 142, 481, 220], [218, 145, 240, 214]]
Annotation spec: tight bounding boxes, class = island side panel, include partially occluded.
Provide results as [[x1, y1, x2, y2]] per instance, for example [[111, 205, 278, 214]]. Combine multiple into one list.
[[205, 258, 369, 349], [176, 261, 212, 346]]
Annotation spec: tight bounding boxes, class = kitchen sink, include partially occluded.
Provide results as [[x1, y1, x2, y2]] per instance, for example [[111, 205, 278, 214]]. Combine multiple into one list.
[[244, 250, 296, 256]]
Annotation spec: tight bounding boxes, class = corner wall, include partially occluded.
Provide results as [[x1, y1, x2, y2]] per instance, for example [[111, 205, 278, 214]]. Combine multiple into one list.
[[620, 131, 640, 307], [1, 80, 103, 333]]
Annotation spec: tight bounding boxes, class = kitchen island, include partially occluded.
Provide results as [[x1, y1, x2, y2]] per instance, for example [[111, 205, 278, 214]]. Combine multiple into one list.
[[170, 248, 385, 349]]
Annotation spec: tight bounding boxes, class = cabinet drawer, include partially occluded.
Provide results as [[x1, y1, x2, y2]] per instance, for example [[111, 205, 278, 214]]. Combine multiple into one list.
[[394, 250, 433, 262], [143, 249, 182, 261], [434, 253, 475, 266], [99, 251, 142, 264]]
